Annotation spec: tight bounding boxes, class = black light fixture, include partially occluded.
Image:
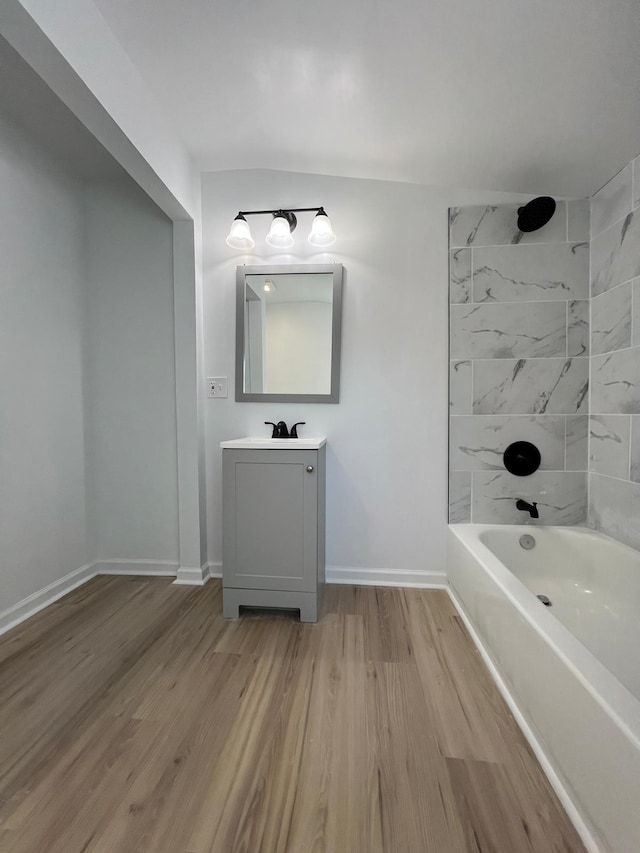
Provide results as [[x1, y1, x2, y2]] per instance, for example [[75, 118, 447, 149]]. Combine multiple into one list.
[[225, 206, 336, 250]]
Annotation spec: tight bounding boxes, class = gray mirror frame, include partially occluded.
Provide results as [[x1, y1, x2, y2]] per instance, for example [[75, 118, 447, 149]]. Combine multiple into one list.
[[236, 263, 343, 403]]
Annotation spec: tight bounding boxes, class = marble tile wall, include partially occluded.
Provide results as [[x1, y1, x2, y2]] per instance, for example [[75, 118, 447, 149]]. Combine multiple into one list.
[[449, 151, 640, 543], [588, 151, 640, 549], [448, 199, 590, 525]]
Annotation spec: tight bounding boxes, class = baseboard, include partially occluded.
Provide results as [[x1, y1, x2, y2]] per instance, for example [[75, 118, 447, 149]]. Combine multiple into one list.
[[446, 586, 602, 853], [95, 559, 179, 577], [326, 566, 447, 588], [173, 564, 211, 586], [206, 562, 445, 588], [0, 557, 211, 637], [0, 562, 95, 637], [205, 561, 223, 579]]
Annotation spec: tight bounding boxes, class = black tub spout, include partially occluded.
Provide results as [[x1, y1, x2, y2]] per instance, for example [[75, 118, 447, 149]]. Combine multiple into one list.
[[516, 499, 539, 518]]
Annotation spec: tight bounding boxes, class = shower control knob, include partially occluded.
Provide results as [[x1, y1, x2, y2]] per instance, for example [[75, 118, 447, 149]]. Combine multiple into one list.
[[306, 465, 314, 473]]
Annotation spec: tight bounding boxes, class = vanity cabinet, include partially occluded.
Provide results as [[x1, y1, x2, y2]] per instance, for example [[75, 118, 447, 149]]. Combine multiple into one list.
[[220, 438, 326, 622]]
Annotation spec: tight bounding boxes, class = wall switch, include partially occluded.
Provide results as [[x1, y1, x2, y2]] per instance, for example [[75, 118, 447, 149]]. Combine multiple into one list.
[[207, 377, 228, 398]]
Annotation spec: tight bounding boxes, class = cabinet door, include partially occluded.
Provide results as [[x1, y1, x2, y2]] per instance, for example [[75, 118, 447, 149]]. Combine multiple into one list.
[[223, 449, 318, 592]]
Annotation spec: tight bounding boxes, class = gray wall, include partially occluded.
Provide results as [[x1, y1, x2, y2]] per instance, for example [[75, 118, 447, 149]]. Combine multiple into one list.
[[448, 201, 590, 524], [84, 179, 180, 564], [588, 153, 640, 548], [0, 107, 88, 613]]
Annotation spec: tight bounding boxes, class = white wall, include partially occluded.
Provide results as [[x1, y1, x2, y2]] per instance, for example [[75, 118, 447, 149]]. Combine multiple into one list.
[[202, 169, 523, 578], [84, 178, 179, 563], [0, 107, 88, 612]]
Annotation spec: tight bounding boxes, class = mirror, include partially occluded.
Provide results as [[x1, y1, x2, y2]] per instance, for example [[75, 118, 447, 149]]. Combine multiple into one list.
[[236, 263, 343, 403]]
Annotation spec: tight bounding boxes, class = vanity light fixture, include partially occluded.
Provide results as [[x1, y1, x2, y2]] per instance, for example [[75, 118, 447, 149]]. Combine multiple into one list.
[[225, 207, 336, 250], [225, 213, 255, 250], [266, 210, 296, 249], [308, 208, 336, 247]]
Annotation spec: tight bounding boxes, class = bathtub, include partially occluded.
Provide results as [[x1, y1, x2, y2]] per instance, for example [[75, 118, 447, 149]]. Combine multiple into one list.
[[448, 524, 640, 853]]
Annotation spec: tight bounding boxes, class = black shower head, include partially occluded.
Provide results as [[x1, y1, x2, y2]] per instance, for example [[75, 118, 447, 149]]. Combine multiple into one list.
[[517, 196, 556, 232]]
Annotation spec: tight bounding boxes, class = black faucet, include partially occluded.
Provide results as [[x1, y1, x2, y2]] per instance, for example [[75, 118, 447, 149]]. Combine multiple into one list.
[[516, 499, 539, 519], [264, 421, 305, 438]]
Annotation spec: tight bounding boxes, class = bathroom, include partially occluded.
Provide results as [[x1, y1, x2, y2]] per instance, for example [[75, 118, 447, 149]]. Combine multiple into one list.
[[0, 1, 639, 851]]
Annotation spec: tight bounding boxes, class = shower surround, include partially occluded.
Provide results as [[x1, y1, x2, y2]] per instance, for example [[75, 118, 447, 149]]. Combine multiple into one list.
[[588, 152, 640, 549], [448, 201, 590, 524]]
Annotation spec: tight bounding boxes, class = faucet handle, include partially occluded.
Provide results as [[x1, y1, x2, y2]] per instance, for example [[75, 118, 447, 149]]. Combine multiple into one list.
[[290, 422, 306, 438], [264, 421, 277, 438]]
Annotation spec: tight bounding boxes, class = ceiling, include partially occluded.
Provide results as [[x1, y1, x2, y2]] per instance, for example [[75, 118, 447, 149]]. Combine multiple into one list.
[[92, 0, 640, 196], [0, 35, 124, 180]]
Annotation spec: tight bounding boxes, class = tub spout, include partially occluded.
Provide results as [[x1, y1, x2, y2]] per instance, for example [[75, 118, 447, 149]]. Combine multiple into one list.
[[516, 499, 539, 519]]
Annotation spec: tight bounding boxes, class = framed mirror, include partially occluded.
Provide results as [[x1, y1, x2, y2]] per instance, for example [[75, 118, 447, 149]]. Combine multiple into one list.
[[236, 263, 343, 403]]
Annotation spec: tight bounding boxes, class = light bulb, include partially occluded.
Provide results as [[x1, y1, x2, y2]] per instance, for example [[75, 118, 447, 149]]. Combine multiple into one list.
[[226, 214, 254, 250], [266, 215, 294, 249], [308, 208, 336, 247]]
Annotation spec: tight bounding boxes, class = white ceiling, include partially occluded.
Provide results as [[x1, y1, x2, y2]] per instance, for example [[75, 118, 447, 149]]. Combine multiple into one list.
[[93, 0, 640, 196], [0, 35, 124, 180]]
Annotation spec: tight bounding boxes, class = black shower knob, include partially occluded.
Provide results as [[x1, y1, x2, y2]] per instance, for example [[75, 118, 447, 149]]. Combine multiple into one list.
[[503, 441, 541, 476]]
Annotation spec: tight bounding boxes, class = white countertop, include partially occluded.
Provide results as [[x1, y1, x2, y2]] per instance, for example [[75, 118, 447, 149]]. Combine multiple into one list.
[[220, 436, 327, 450]]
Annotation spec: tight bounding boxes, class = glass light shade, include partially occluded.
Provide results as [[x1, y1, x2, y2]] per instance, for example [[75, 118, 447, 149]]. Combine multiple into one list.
[[308, 211, 336, 247], [226, 215, 254, 250], [265, 215, 294, 249]]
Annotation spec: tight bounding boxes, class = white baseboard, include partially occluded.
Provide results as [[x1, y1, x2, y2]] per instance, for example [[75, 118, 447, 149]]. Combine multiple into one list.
[[0, 557, 215, 637], [0, 559, 445, 639], [95, 559, 179, 577], [326, 566, 447, 588], [447, 587, 601, 853], [205, 561, 223, 579], [0, 562, 95, 637], [173, 564, 211, 586], [207, 562, 445, 588]]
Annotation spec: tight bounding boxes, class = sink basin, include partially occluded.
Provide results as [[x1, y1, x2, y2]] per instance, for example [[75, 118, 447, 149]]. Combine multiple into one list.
[[220, 436, 326, 450]]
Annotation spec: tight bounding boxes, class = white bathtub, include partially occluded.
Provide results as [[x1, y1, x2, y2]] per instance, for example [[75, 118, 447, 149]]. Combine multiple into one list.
[[448, 524, 640, 853]]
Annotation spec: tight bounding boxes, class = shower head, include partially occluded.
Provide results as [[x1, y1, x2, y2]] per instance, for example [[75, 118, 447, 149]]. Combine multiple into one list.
[[517, 196, 556, 232]]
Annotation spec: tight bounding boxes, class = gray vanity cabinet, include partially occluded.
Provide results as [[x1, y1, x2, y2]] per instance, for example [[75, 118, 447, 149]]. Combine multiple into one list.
[[222, 445, 326, 622]]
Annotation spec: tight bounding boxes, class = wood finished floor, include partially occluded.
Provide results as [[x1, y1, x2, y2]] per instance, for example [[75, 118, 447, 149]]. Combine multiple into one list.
[[0, 577, 585, 853]]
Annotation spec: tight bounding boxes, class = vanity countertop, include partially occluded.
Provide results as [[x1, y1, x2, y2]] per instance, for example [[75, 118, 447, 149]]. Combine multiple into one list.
[[220, 436, 327, 450]]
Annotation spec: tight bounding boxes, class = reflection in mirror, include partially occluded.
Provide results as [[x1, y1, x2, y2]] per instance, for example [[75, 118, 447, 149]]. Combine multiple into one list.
[[244, 272, 333, 394], [236, 264, 343, 403]]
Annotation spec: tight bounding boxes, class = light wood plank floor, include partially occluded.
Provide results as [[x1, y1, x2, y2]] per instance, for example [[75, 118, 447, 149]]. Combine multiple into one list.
[[0, 577, 585, 852]]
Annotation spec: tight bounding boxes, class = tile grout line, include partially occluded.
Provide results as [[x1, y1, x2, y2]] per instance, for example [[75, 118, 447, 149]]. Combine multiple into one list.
[[451, 238, 585, 250], [591, 274, 638, 302], [587, 201, 592, 528], [455, 355, 589, 363], [452, 468, 585, 475], [632, 279, 636, 349], [450, 413, 580, 418], [590, 205, 634, 243], [589, 470, 640, 486]]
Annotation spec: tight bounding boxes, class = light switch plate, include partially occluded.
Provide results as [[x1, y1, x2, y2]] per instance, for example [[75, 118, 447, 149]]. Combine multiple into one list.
[[207, 377, 228, 398]]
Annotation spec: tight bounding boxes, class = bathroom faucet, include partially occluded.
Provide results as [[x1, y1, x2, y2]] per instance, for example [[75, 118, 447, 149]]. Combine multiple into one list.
[[516, 499, 539, 519], [264, 421, 305, 438]]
